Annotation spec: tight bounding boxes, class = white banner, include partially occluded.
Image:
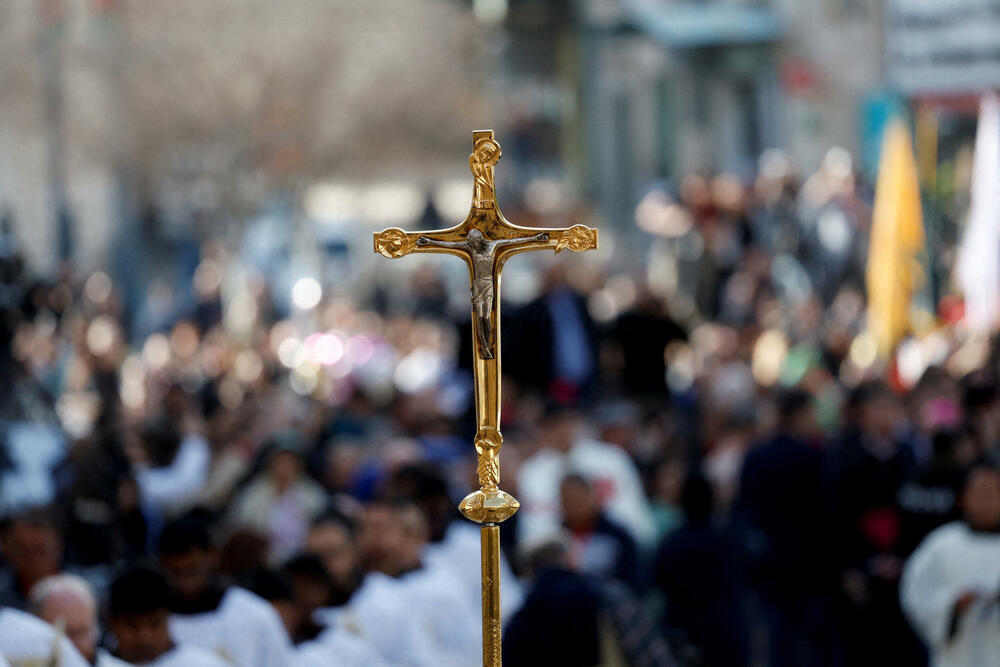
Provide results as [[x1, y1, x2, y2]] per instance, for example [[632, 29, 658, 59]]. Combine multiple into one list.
[[887, 0, 1000, 94]]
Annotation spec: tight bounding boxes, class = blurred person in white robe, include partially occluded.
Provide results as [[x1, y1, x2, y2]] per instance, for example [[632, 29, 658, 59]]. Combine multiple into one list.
[[0, 507, 63, 611], [305, 510, 438, 666], [94, 652, 132, 667], [386, 464, 522, 622], [901, 460, 1000, 667], [517, 404, 656, 548], [293, 626, 389, 667], [423, 519, 523, 620], [0, 604, 89, 667], [356, 501, 481, 666], [104, 565, 227, 667], [29, 574, 100, 664], [133, 413, 212, 519], [156, 516, 292, 667]]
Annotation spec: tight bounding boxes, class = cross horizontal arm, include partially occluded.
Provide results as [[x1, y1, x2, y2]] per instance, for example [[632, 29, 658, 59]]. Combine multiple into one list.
[[374, 225, 471, 260], [493, 222, 599, 261], [375, 221, 598, 261]]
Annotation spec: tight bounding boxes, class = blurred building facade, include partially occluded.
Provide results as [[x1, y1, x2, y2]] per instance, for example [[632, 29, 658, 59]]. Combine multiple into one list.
[[1, 0, 995, 278], [494, 0, 884, 227], [0, 0, 121, 275], [0, 0, 484, 275]]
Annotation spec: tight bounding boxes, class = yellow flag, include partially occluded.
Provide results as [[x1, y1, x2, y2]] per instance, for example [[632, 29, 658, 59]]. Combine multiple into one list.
[[866, 118, 925, 358]]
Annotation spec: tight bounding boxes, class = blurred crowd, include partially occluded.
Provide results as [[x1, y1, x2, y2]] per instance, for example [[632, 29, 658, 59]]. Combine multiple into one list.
[[1, 147, 1000, 667]]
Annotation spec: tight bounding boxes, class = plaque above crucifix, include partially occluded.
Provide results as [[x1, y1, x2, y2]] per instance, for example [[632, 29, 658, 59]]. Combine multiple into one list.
[[373, 129, 598, 666]]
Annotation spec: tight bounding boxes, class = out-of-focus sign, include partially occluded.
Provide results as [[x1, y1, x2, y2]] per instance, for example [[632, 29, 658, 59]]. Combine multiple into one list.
[[887, 0, 1000, 94]]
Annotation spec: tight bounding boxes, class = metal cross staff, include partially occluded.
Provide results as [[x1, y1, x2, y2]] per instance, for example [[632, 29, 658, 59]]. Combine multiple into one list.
[[374, 130, 598, 666]]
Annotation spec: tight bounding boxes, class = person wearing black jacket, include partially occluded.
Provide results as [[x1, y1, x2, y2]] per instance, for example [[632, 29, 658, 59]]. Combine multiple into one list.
[[560, 473, 641, 592], [656, 472, 749, 667], [737, 388, 837, 667], [506, 533, 675, 667], [825, 381, 923, 667], [506, 265, 599, 403]]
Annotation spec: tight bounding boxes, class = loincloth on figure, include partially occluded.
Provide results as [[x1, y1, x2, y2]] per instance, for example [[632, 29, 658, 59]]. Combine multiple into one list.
[[472, 277, 494, 306]]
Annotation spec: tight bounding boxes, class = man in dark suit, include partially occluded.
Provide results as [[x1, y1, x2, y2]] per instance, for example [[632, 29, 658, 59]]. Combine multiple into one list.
[[507, 265, 599, 403], [738, 389, 837, 667]]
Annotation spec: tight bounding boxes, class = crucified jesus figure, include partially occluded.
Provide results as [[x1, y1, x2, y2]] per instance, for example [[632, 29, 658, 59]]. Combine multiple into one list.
[[417, 228, 548, 359]]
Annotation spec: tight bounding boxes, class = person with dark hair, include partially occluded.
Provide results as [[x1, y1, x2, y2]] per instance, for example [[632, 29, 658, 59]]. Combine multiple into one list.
[[506, 264, 600, 402], [304, 500, 465, 666], [559, 473, 640, 591], [242, 568, 297, 641], [517, 403, 657, 549], [276, 552, 390, 666], [901, 460, 1000, 666], [156, 516, 291, 667], [388, 464, 523, 622], [506, 531, 675, 667], [305, 510, 362, 607], [898, 430, 964, 556], [654, 472, 749, 667], [133, 408, 212, 518], [504, 534, 605, 666], [62, 425, 148, 567], [827, 380, 922, 666], [962, 375, 1000, 457], [105, 565, 227, 666], [610, 286, 687, 397], [293, 512, 396, 666], [0, 506, 63, 610], [227, 431, 326, 563], [217, 530, 270, 583], [737, 388, 836, 666], [357, 500, 480, 664], [281, 554, 333, 643]]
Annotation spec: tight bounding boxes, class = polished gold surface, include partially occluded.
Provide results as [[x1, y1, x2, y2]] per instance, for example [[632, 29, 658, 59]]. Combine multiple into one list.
[[481, 524, 502, 667], [373, 130, 598, 665]]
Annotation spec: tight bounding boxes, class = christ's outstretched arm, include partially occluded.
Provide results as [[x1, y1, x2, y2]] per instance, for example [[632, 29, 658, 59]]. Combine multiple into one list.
[[416, 236, 468, 250], [491, 232, 549, 251]]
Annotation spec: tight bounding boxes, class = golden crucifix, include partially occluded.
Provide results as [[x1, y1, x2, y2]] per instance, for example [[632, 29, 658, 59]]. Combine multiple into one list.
[[374, 130, 598, 666]]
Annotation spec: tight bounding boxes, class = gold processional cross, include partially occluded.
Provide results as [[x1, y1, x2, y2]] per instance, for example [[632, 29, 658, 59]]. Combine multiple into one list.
[[374, 130, 598, 666]]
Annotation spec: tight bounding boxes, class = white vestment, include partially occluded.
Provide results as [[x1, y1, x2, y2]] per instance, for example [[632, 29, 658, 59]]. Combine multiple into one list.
[[96, 645, 227, 667], [293, 627, 388, 667], [397, 563, 482, 666], [313, 573, 440, 667], [517, 437, 657, 547], [95, 650, 133, 666], [169, 588, 291, 667], [135, 434, 212, 516], [0, 607, 89, 667], [901, 522, 1000, 667], [423, 521, 523, 621]]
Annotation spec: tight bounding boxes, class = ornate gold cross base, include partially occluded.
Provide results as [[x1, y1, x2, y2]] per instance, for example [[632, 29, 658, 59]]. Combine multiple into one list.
[[374, 130, 597, 666]]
